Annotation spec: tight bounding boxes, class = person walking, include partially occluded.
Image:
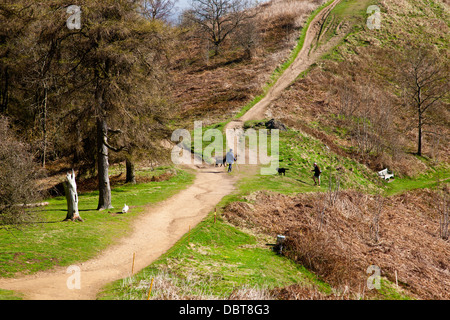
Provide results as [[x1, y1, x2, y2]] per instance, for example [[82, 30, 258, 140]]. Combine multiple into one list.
[[312, 162, 321, 186], [226, 149, 236, 173]]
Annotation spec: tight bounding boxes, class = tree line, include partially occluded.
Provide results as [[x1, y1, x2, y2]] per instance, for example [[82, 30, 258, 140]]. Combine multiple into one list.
[[0, 0, 260, 224], [0, 0, 177, 222]]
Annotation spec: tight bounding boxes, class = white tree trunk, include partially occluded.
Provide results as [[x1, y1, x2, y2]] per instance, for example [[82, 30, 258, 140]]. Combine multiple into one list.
[[63, 169, 83, 222]]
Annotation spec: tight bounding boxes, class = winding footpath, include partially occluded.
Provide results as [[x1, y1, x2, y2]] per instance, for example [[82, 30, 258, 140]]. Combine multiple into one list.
[[0, 0, 341, 300]]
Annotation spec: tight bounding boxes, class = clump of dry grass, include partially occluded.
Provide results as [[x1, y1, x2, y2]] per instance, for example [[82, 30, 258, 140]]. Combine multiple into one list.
[[120, 270, 276, 300], [223, 186, 450, 299], [270, 284, 355, 300], [228, 284, 274, 300], [120, 270, 219, 300]]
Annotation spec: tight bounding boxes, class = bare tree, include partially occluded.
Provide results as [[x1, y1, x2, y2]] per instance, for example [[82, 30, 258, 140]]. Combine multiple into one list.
[[63, 169, 83, 222], [189, 0, 256, 56], [232, 16, 259, 60], [140, 0, 177, 21], [400, 45, 449, 156], [337, 83, 360, 119]]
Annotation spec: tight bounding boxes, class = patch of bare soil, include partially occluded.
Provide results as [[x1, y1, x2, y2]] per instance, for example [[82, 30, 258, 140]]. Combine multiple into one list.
[[223, 186, 450, 299]]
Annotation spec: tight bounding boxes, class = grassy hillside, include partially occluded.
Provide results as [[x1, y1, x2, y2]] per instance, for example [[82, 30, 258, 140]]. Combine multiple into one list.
[[1, 0, 448, 301], [100, 0, 448, 301], [171, 0, 330, 126], [98, 212, 333, 300], [98, 0, 450, 301], [271, 0, 449, 178]]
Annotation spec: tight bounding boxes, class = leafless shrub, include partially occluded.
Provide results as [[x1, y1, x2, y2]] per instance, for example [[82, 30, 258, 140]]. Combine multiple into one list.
[[333, 79, 401, 171], [317, 171, 340, 230], [337, 83, 360, 119], [283, 226, 357, 289], [231, 16, 260, 60], [0, 117, 43, 226]]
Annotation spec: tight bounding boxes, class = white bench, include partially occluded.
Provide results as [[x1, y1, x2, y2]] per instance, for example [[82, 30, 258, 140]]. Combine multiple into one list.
[[378, 168, 394, 180]]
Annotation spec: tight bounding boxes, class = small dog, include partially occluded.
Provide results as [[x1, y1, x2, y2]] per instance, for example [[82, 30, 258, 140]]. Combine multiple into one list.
[[276, 167, 289, 176]]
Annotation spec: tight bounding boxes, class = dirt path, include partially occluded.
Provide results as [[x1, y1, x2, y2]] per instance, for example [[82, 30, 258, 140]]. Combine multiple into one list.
[[226, 0, 342, 130], [0, 0, 341, 300], [0, 165, 236, 300]]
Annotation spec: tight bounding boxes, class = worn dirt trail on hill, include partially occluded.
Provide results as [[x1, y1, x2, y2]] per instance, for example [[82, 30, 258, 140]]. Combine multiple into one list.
[[226, 0, 343, 131], [0, 0, 341, 300]]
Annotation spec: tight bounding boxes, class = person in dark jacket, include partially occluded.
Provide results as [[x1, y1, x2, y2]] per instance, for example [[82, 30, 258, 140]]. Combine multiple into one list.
[[312, 162, 321, 186]]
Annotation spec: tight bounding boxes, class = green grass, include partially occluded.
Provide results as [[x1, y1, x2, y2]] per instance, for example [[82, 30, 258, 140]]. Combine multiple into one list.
[[384, 164, 450, 196], [376, 278, 412, 300], [98, 122, 387, 300], [319, 0, 379, 61], [0, 167, 195, 278], [0, 289, 24, 300], [237, 123, 382, 195], [98, 211, 331, 300]]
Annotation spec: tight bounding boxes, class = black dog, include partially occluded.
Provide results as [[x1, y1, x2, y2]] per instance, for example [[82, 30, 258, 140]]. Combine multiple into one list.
[[215, 155, 227, 167], [276, 167, 289, 176]]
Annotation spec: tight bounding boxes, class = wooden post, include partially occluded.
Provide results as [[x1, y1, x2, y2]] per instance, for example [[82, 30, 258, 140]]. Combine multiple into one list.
[[188, 225, 191, 244], [395, 270, 398, 288], [147, 278, 154, 300], [214, 207, 217, 224]]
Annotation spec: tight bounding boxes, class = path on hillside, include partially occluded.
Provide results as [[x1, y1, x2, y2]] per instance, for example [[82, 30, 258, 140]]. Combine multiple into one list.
[[0, 0, 342, 300], [0, 166, 236, 300], [226, 0, 342, 132]]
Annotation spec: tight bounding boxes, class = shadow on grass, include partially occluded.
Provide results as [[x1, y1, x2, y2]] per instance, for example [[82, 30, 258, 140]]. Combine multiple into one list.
[[295, 179, 313, 186]]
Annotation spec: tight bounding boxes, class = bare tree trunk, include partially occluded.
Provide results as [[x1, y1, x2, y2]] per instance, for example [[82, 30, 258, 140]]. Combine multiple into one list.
[[126, 157, 136, 184], [63, 169, 83, 221], [97, 117, 113, 210], [42, 85, 48, 168], [417, 111, 423, 156]]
